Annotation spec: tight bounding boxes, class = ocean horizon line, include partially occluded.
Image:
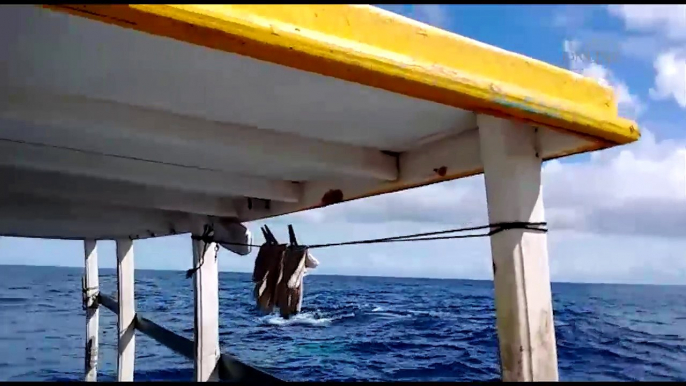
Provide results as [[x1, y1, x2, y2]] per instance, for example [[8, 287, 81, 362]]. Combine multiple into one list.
[[2, 263, 683, 287]]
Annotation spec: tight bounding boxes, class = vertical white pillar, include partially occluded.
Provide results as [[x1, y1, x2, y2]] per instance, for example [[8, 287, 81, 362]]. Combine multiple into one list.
[[83, 239, 99, 382], [116, 239, 136, 381], [477, 115, 559, 381], [191, 230, 220, 382]]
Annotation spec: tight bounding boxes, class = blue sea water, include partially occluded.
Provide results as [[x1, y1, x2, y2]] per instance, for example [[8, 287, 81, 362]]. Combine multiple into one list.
[[1, 265, 685, 382]]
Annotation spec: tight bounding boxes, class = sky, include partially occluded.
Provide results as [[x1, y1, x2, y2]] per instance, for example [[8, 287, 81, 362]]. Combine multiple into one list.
[[1, 5, 685, 285]]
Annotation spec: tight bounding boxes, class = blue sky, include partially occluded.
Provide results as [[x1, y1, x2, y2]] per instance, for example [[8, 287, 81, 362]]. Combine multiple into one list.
[[1, 5, 685, 284]]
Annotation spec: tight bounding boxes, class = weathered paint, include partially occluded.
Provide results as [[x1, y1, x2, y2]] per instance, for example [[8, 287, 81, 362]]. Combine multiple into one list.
[[478, 114, 558, 381], [83, 239, 100, 382], [191, 234, 220, 382], [116, 239, 136, 382], [42, 4, 639, 147]]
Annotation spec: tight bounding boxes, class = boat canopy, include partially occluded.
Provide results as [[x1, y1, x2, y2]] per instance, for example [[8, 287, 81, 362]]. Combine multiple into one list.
[[0, 5, 639, 240]]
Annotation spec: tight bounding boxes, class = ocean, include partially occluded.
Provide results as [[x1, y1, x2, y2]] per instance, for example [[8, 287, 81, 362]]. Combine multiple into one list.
[[1, 265, 685, 382]]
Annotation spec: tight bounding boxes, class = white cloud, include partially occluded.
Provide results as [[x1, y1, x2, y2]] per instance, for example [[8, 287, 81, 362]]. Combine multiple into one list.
[[410, 5, 451, 29], [381, 5, 452, 30], [607, 5, 686, 41], [554, 16, 666, 64], [547, 230, 686, 285], [563, 40, 645, 118], [605, 6, 686, 109], [552, 6, 597, 29], [543, 128, 686, 238], [650, 50, 686, 108]]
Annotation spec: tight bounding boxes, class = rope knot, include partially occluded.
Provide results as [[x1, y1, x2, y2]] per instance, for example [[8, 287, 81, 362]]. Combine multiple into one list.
[[186, 225, 217, 279], [81, 276, 99, 311]]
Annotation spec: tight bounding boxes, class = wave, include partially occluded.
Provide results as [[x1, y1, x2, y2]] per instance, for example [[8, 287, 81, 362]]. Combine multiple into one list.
[[4, 267, 686, 382], [261, 312, 341, 327]]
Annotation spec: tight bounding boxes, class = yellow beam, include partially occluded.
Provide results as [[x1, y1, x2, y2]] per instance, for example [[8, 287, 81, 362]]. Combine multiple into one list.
[[43, 4, 639, 148]]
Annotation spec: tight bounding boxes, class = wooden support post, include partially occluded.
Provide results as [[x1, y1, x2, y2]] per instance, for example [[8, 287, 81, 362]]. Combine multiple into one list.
[[83, 239, 100, 382], [477, 115, 559, 381], [191, 229, 221, 381], [116, 239, 136, 381]]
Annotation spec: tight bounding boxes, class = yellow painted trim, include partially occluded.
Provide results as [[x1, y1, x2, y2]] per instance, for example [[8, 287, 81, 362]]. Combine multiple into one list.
[[42, 4, 640, 147]]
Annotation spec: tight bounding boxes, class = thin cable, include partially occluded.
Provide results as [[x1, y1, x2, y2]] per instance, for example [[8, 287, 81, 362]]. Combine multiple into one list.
[[206, 221, 547, 250], [308, 221, 546, 249]]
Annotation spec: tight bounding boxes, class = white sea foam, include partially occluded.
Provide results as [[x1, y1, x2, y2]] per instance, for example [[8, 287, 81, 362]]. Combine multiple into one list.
[[262, 312, 332, 327], [261, 310, 358, 327]]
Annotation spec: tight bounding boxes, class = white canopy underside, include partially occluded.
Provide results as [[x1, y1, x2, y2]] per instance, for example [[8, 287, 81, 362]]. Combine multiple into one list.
[[0, 5, 592, 240]]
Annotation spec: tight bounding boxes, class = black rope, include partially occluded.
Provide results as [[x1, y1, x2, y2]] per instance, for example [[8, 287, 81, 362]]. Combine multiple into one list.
[[307, 221, 547, 249], [81, 276, 99, 311], [183, 221, 546, 278], [207, 221, 547, 250], [186, 225, 217, 279]]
